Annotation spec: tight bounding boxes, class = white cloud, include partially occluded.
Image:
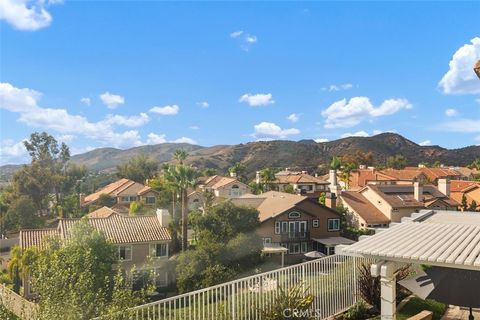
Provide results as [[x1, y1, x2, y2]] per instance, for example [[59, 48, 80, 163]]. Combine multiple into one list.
[[287, 113, 300, 123], [56, 134, 75, 143], [239, 93, 274, 107], [0, 82, 146, 149], [0, 139, 28, 165], [230, 31, 258, 51], [0, 0, 62, 31], [322, 83, 354, 92], [253, 122, 300, 139], [245, 34, 257, 44], [146, 133, 197, 145], [441, 119, 480, 133], [103, 113, 150, 127], [230, 30, 243, 38], [80, 97, 91, 105], [321, 96, 412, 128], [314, 138, 329, 143], [189, 125, 200, 130], [197, 101, 209, 108], [439, 37, 480, 94], [146, 133, 167, 144], [419, 140, 432, 146], [340, 131, 370, 138], [172, 137, 197, 144], [100, 92, 125, 109], [149, 104, 179, 115], [445, 108, 458, 117]]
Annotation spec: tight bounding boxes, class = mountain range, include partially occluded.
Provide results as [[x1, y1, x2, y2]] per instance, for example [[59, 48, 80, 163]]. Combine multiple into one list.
[[1, 133, 479, 181]]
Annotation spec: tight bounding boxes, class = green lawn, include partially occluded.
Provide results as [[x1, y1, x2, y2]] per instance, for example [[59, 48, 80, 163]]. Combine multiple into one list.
[[397, 297, 447, 320]]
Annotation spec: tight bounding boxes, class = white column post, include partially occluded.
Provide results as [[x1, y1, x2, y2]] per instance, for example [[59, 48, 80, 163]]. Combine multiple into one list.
[[371, 261, 397, 320], [281, 252, 285, 268]]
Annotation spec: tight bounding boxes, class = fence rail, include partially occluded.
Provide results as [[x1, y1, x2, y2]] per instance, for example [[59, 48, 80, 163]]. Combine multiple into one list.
[[118, 255, 373, 320]]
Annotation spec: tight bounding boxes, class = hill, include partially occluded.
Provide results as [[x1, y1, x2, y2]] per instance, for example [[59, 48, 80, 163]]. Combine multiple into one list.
[[1, 133, 478, 181]]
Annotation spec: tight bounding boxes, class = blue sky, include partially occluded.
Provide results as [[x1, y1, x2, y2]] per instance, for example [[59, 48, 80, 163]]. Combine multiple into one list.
[[1, 1, 479, 165]]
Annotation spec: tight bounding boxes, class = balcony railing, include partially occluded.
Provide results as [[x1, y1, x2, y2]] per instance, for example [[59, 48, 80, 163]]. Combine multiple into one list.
[[94, 255, 375, 320], [280, 231, 310, 242]]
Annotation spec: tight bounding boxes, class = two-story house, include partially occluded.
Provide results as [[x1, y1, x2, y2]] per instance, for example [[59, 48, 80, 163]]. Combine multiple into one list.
[[19, 209, 171, 298], [80, 178, 159, 210], [232, 191, 351, 263], [188, 175, 250, 210], [261, 169, 330, 198], [339, 179, 459, 229]]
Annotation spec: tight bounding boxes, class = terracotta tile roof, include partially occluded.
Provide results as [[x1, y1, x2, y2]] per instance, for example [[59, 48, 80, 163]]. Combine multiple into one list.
[[404, 167, 462, 181], [58, 215, 171, 244], [232, 191, 307, 222], [83, 179, 156, 205], [87, 206, 120, 218], [451, 167, 480, 178], [367, 184, 459, 208], [274, 173, 329, 185], [379, 169, 425, 180], [450, 180, 480, 192], [20, 228, 58, 250], [340, 191, 390, 224]]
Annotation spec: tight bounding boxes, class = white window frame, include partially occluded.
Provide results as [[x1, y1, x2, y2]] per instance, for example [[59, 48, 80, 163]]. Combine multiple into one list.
[[274, 221, 281, 234], [262, 237, 272, 245], [118, 245, 132, 261], [149, 243, 168, 258], [312, 219, 319, 228], [288, 211, 301, 219], [301, 242, 308, 253], [289, 243, 301, 254], [328, 218, 340, 231]]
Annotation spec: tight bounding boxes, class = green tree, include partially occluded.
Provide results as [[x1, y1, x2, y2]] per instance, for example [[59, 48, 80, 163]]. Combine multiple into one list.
[[172, 149, 188, 165], [200, 168, 217, 176], [469, 200, 478, 211], [30, 219, 150, 320], [432, 160, 442, 168], [330, 156, 342, 170], [89, 194, 116, 212], [341, 162, 357, 189], [462, 194, 468, 211], [117, 155, 159, 184], [468, 158, 480, 170], [259, 168, 276, 191], [176, 202, 263, 293], [282, 184, 296, 194], [4, 196, 42, 232], [228, 163, 247, 182], [386, 154, 407, 169]]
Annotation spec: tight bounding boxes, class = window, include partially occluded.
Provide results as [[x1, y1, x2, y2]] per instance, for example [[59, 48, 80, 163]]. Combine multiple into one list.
[[149, 243, 168, 258], [301, 242, 308, 253], [328, 219, 340, 231], [230, 184, 241, 197], [121, 196, 137, 202], [281, 221, 288, 233], [262, 238, 272, 245], [275, 221, 281, 234], [289, 243, 301, 254], [118, 245, 132, 261], [288, 211, 301, 219], [145, 196, 156, 204], [312, 220, 319, 228]]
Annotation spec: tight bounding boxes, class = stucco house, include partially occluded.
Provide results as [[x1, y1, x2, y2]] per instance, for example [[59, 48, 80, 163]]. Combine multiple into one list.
[[80, 178, 158, 209], [267, 169, 330, 198], [232, 191, 350, 263], [339, 179, 459, 229], [19, 209, 172, 298], [188, 175, 250, 210]]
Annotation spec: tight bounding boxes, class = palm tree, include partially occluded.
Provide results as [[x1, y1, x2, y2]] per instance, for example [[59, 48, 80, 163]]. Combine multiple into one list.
[[162, 164, 181, 252], [173, 149, 188, 165], [330, 156, 342, 170], [341, 162, 356, 189], [169, 165, 199, 251], [228, 163, 246, 182], [259, 168, 276, 191]]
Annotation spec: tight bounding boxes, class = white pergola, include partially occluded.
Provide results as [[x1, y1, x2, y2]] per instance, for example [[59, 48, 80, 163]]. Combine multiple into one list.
[[262, 244, 288, 267], [338, 210, 480, 320]]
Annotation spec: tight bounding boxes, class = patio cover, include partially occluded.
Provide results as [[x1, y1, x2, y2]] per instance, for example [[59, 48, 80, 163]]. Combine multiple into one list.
[[312, 236, 356, 246], [262, 244, 288, 254], [340, 211, 480, 271]]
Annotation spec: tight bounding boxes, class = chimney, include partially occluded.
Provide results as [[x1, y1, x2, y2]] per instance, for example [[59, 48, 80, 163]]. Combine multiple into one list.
[[79, 193, 86, 206], [438, 178, 450, 197], [414, 181, 423, 202], [329, 169, 338, 186], [255, 171, 261, 184], [325, 192, 337, 210], [230, 171, 237, 178], [156, 209, 171, 227]]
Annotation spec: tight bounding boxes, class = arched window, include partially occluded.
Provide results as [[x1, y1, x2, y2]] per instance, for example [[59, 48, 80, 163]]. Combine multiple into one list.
[[230, 184, 241, 197], [288, 211, 301, 219]]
